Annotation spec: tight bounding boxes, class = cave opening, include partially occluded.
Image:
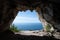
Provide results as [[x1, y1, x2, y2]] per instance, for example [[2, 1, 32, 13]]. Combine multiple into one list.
[[12, 10, 43, 30]]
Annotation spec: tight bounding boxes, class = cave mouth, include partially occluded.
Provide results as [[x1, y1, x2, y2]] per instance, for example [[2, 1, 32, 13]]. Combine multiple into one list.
[[11, 10, 43, 31]]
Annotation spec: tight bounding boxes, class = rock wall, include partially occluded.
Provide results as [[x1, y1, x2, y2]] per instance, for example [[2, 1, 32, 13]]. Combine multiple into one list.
[[0, 0, 60, 32], [0, 0, 18, 32]]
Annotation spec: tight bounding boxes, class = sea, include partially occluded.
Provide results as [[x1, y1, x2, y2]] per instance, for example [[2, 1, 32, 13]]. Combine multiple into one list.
[[13, 23, 43, 30]]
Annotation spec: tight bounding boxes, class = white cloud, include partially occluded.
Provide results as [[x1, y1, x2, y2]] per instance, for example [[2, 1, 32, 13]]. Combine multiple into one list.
[[13, 16, 41, 24]]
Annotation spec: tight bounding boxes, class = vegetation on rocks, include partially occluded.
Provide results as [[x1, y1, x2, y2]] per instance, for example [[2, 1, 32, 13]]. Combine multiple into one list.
[[45, 24, 51, 32], [10, 24, 20, 32]]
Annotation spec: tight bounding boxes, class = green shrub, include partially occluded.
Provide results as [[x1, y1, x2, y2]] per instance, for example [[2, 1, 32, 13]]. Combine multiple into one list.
[[10, 24, 20, 32], [45, 24, 51, 32]]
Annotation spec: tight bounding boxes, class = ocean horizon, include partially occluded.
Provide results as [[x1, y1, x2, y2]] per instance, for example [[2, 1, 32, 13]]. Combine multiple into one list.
[[13, 23, 43, 30]]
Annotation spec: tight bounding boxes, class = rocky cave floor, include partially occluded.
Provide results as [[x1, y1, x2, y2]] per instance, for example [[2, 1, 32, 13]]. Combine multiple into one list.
[[16, 34, 60, 40]]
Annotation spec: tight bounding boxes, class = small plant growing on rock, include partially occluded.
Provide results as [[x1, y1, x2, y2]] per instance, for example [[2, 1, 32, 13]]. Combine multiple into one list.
[[10, 24, 20, 32], [45, 24, 51, 32]]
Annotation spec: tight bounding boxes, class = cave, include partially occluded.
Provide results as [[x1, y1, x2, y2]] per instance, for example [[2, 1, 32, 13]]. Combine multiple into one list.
[[0, 0, 60, 40]]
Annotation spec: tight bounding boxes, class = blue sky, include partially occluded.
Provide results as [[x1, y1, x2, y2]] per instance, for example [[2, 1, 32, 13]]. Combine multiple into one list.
[[13, 10, 41, 24]]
